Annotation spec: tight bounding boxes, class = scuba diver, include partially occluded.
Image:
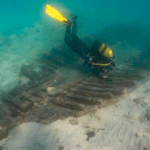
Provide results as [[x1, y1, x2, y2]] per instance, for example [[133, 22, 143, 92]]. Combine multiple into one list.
[[45, 4, 115, 78], [64, 14, 115, 78]]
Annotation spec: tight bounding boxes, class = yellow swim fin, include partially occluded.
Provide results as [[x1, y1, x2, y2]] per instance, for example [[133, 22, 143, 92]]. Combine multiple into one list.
[[46, 4, 69, 25]]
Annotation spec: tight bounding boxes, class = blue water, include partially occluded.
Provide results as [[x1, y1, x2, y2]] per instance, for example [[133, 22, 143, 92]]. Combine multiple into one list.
[[1, 0, 150, 33], [0, 0, 150, 93]]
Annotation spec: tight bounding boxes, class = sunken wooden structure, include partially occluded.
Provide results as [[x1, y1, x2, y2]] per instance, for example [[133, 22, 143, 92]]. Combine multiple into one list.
[[0, 25, 149, 141]]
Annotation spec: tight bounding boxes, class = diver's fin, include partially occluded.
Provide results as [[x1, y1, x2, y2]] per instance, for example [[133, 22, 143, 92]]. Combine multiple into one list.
[[62, 12, 78, 21], [45, 4, 72, 25], [54, 8, 77, 19]]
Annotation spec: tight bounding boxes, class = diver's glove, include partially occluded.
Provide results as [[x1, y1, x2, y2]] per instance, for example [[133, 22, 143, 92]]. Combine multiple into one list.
[[83, 52, 93, 67], [63, 19, 73, 26], [101, 61, 115, 72], [110, 60, 115, 68], [83, 56, 90, 67]]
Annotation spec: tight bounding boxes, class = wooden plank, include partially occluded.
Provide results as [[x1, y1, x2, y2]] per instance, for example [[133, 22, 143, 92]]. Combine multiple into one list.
[[11, 96, 33, 113], [51, 97, 85, 111], [33, 90, 48, 100], [66, 91, 113, 101], [1, 103, 18, 117], [22, 93, 42, 103], [1, 94, 33, 113], [68, 87, 124, 96]]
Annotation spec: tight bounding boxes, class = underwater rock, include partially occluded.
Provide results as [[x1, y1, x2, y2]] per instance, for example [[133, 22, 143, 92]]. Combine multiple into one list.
[[47, 87, 57, 96], [133, 96, 146, 104], [86, 131, 95, 141]]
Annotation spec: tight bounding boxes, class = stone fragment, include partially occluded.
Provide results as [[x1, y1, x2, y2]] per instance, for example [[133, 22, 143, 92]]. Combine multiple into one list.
[[47, 87, 59, 96], [69, 118, 79, 125]]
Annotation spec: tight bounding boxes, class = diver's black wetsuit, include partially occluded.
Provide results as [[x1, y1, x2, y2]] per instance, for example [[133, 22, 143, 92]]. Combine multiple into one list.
[[65, 18, 111, 63], [64, 17, 114, 73], [65, 18, 90, 60]]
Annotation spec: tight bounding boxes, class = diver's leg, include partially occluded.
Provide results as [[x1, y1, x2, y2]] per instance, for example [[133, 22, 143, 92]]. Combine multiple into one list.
[[65, 20, 77, 49], [71, 15, 78, 36], [70, 16, 90, 59], [64, 24, 74, 48], [64, 23, 84, 54], [64, 16, 90, 59]]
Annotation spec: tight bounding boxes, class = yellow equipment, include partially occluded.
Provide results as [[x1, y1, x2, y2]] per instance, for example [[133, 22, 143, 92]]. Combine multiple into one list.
[[93, 63, 110, 67], [99, 44, 113, 58], [45, 4, 68, 24]]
